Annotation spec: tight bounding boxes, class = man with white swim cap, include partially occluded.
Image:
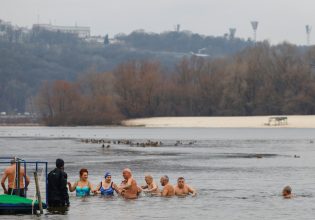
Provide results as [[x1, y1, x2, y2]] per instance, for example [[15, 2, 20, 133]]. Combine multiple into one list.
[[119, 168, 139, 199]]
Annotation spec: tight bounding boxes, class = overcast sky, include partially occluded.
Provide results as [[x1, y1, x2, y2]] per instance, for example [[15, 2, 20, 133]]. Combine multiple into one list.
[[1, 0, 314, 45]]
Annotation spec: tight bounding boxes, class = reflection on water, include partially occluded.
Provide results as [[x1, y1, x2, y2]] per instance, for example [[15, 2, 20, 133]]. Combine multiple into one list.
[[0, 127, 315, 219]]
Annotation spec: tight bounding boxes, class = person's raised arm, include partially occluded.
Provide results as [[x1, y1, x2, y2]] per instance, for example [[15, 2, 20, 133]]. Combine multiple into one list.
[[141, 184, 148, 189], [112, 183, 120, 194], [25, 174, 30, 188], [188, 185, 197, 196], [121, 178, 132, 190], [94, 182, 101, 194], [161, 187, 169, 197], [1, 171, 8, 194], [67, 181, 77, 192], [137, 186, 142, 194], [148, 182, 158, 192], [88, 181, 96, 194]]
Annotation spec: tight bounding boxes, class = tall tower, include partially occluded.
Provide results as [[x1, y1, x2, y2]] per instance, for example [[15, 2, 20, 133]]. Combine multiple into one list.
[[229, 28, 236, 39], [306, 25, 312, 46], [250, 21, 259, 42], [174, 24, 180, 32]]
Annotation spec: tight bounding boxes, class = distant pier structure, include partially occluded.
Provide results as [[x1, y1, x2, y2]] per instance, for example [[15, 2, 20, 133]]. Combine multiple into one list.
[[265, 116, 288, 126]]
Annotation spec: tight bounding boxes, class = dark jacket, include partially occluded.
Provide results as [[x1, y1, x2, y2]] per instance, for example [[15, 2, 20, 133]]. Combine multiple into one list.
[[47, 168, 69, 206]]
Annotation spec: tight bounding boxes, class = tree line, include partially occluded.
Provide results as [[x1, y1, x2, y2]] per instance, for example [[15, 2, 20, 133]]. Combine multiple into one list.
[[35, 42, 315, 125], [0, 19, 252, 114]]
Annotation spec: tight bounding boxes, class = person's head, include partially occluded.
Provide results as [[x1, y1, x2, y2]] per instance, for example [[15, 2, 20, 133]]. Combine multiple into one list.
[[10, 159, 15, 165], [104, 172, 112, 183], [145, 175, 153, 185], [79, 168, 88, 181], [56, 158, 64, 169], [122, 168, 132, 180], [282, 186, 292, 197], [160, 175, 169, 186], [177, 177, 185, 188]]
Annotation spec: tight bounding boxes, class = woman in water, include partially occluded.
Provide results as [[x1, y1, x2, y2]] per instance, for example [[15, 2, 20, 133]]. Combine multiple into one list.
[[95, 172, 119, 196], [68, 168, 94, 197]]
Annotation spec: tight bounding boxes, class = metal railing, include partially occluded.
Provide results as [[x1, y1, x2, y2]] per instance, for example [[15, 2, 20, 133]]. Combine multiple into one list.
[[0, 157, 48, 204]]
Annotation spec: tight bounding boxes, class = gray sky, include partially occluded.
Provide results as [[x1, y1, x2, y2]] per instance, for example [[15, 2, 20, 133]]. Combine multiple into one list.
[[1, 0, 314, 45]]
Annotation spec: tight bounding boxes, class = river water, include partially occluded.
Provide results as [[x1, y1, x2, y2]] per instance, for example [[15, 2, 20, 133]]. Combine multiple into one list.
[[0, 126, 315, 219]]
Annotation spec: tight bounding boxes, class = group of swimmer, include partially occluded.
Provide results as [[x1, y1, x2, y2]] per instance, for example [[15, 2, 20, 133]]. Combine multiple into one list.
[[47, 159, 196, 207], [67, 168, 197, 199], [1, 158, 293, 208]]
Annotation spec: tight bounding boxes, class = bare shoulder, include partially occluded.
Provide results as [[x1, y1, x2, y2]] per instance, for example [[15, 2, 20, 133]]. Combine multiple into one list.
[[169, 184, 175, 190], [132, 178, 137, 184], [162, 185, 169, 192], [4, 166, 13, 174], [185, 184, 191, 189]]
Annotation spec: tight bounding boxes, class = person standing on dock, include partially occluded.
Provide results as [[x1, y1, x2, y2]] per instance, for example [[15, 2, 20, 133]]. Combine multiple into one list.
[[1, 159, 30, 197], [47, 159, 70, 207]]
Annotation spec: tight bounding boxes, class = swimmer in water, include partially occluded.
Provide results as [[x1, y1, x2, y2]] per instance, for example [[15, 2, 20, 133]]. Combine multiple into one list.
[[68, 168, 95, 197], [282, 185, 293, 199], [95, 172, 119, 196], [160, 175, 175, 197], [118, 168, 139, 199], [174, 177, 196, 197], [141, 175, 159, 194]]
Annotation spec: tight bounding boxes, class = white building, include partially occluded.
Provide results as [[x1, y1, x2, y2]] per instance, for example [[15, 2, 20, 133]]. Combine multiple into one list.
[[85, 35, 104, 44], [33, 24, 90, 38]]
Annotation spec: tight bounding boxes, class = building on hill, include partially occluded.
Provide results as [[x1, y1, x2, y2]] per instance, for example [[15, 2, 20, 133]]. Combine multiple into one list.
[[85, 35, 104, 44], [32, 23, 90, 38]]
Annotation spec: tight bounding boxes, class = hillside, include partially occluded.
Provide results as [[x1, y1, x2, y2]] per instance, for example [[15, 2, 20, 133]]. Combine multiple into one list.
[[0, 20, 252, 113]]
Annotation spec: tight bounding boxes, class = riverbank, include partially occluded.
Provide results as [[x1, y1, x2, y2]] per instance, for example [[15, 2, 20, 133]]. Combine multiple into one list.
[[122, 115, 315, 128]]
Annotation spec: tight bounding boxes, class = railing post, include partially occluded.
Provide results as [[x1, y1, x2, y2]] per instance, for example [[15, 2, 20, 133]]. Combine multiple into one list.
[[45, 162, 48, 205], [34, 171, 43, 214], [24, 161, 27, 197], [16, 159, 21, 196]]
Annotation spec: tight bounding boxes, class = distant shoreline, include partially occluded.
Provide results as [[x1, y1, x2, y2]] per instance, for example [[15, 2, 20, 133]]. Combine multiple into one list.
[[122, 115, 315, 128], [0, 123, 40, 127], [1, 115, 315, 128]]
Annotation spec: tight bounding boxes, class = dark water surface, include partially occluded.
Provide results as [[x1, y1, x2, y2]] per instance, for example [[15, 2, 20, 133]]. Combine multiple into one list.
[[1, 126, 315, 219]]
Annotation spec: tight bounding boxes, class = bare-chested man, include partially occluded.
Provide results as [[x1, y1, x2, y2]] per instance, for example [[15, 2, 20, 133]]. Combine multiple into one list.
[[174, 177, 196, 197], [118, 168, 139, 199], [1, 160, 30, 197], [160, 175, 175, 197], [141, 175, 159, 194]]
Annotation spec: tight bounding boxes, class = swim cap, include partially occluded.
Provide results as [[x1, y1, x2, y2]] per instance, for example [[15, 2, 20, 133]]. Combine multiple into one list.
[[104, 172, 111, 178], [123, 168, 132, 174]]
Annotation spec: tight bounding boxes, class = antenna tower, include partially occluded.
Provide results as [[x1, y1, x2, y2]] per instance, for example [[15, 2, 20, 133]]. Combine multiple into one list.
[[306, 25, 312, 46], [229, 28, 236, 39], [251, 21, 259, 42]]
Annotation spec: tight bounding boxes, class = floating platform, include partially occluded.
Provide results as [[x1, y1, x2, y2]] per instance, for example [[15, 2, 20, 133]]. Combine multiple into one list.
[[0, 195, 47, 214]]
